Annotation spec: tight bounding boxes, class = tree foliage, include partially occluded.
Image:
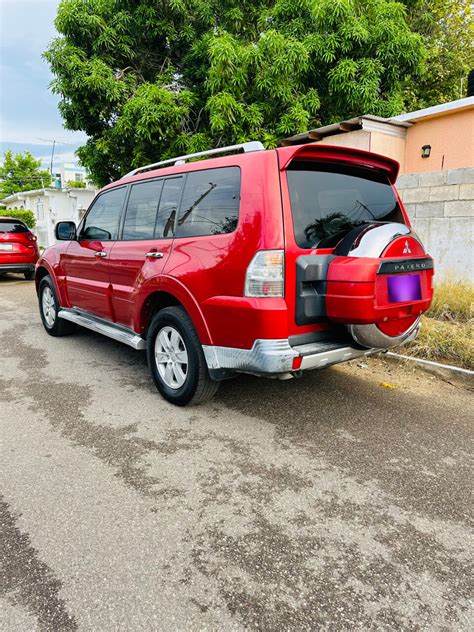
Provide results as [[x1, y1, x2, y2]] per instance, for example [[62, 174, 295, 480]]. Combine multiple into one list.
[[66, 180, 87, 188], [0, 150, 52, 199], [403, 0, 473, 109], [45, 0, 430, 186], [0, 208, 36, 229]]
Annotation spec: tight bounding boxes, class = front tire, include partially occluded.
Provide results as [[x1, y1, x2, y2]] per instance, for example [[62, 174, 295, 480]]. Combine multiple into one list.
[[39, 276, 76, 336], [147, 306, 219, 406]]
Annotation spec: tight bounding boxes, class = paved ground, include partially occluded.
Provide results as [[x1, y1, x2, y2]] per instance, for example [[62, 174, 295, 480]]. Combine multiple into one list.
[[0, 274, 472, 631]]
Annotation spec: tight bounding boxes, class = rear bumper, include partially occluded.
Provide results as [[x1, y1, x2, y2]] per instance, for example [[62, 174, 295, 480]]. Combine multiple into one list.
[[203, 324, 420, 379], [203, 338, 378, 378], [0, 263, 35, 273]]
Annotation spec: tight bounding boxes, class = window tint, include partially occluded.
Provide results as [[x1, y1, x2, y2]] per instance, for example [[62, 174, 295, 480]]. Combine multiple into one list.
[[287, 162, 404, 249], [81, 187, 125, 241], [0, 220, 29, 233], [122, 180, 163, 240], [176, 167, 240, 238], [156, 177, 183, 239]]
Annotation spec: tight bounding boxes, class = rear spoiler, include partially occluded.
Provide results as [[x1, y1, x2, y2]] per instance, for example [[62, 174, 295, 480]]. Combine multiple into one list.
[[277, 143, 400, 184]]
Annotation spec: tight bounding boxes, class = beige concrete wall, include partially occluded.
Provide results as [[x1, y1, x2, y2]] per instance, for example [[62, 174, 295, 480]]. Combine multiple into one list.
[[397, 168, 474, 283], [403, 109, 474, 173], [369, 131, 406, 172], [319, 130, 371, 151], [320, 130, 406, 171]]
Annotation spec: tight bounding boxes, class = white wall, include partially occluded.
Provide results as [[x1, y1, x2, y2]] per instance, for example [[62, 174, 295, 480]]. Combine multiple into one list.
[[4, 188, 97, 248]]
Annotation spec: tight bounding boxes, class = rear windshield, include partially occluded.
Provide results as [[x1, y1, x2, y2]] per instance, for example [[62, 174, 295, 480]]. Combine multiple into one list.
[[0, 220, 29, 234], [287, 162, 404, 248]]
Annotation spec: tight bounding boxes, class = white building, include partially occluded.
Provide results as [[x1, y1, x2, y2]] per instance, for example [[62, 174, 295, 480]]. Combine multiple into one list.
[[1, 186, 97, 248], [52, 163, 91, 189]]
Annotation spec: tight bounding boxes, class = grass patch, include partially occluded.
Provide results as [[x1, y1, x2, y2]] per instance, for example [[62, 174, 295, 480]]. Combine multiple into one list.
[[427, 280, 473, 322], [404, 318, 474, 370], [402, 280, 474, 370]]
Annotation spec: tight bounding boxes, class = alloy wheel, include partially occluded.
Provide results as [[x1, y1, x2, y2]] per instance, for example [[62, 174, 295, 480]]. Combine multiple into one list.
[[155, 326, 189, 389], [42, 286, 56, 328]]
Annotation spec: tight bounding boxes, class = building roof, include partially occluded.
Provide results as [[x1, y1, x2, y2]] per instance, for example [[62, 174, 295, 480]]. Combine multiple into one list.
[[390, 96, 474, 123], [280, 115, 410, 146], [280, 97, 474, 146], [1, 186, 96, 205], [1, 188, 55, 203]]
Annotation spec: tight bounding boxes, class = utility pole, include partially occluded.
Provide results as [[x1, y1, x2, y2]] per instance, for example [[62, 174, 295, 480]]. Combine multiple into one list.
[[49, 140, 56, 177], [36, 137, 62, 181]]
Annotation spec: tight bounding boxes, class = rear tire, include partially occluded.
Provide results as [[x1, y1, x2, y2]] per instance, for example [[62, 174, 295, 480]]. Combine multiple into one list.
[[39, 276, 76, 337], [147, 306, 219, 406], [24, 270, 34, 280]]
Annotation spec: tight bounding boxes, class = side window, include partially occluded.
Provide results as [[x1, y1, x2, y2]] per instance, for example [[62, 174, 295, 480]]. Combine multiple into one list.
[[81, 187, 125, 241], [176, 167, 240, 238], [122, 180, 163, 240], [155, 177, 183, 239]]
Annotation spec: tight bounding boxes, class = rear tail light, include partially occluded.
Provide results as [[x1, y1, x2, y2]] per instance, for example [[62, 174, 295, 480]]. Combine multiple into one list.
[[245, 250, 284, 297]]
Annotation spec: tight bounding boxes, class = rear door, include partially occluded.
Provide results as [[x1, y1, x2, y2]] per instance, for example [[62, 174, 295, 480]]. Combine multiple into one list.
[[280, 159, 406, 339], [108, 176, 183, 329], [62, 186, 126, 320]]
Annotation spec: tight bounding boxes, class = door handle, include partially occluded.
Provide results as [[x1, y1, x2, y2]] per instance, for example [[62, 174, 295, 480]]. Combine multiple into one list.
[[94, 251, 107, 257], [145, 251, 164, 259]]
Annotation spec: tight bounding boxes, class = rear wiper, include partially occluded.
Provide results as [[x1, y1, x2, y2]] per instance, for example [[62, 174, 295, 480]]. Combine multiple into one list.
[[355, 199, 376, 220], [178, 183, 216, 227]]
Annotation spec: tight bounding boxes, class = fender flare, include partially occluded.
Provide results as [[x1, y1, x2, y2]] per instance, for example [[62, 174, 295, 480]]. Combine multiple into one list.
[[135, 275, 213, 346], [35, 259, 68, 306]]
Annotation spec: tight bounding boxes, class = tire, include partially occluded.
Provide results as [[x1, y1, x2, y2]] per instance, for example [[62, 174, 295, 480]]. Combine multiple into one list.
[[38, 276, 76, 337], [24, 270, 34, 280], [147, 306, 219, 406]]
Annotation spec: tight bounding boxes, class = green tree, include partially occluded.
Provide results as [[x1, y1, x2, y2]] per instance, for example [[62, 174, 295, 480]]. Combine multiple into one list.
[[403, 0, 473, 109], [66, 180, 86, 188], [45, 0, 426, 186], [0, 150, 52, 199], [0, 208, 36, 229]]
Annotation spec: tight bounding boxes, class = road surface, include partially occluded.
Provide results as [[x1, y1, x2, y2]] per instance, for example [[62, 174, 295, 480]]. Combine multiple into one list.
[[1, 274, 472, 630]]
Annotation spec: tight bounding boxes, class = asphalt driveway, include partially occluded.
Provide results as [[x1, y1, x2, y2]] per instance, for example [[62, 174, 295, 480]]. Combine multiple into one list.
[[1, 275, 472, 630]]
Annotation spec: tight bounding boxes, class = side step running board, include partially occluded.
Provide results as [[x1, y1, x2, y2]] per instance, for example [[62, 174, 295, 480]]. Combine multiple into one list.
[[58, 309, 146, 350]]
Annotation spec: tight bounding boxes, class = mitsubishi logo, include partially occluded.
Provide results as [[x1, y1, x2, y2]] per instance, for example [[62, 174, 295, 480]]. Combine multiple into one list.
[[403, 240, 412, 254]]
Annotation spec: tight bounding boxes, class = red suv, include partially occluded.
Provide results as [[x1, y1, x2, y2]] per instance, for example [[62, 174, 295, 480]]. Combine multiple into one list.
[[0, 217, 39, 280], [36, 142, 434, 405]]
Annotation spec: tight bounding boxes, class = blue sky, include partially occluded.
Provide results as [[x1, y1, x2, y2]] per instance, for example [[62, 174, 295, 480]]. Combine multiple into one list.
[[0, 0, 86, 167]]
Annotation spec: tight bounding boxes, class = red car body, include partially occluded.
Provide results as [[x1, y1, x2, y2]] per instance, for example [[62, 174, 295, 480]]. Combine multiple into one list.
[[36, 142, 434, 403], [0, 217, 39, 278]]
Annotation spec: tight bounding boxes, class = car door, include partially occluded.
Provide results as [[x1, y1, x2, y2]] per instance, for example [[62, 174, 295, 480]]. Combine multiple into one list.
[[63, 186, 126, 320], [108, 176, 183, 329]]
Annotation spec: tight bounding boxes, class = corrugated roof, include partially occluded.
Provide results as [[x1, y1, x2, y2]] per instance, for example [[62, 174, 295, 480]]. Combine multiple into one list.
[[280, 97, 473, 146]]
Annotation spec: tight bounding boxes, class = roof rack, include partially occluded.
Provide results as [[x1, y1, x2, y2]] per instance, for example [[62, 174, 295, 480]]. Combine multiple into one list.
[[123, 141, 264, 178]]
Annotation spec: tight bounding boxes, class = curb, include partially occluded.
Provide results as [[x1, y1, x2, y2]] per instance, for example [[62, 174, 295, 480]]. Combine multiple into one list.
[[386, 352, 474, 385]]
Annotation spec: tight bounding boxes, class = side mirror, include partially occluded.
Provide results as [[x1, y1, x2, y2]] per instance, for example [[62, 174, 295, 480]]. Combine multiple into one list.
[[55, 221, 76, 241]]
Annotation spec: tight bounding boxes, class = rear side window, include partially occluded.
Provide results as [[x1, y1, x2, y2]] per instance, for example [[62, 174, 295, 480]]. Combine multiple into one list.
[[122, 180, 163, 240], [287, 162, 404, 249], [81, 187, 126, 241], [156, 177, 183, 239], [0, 220, 29, 233], [176, 167, 240, 238]]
